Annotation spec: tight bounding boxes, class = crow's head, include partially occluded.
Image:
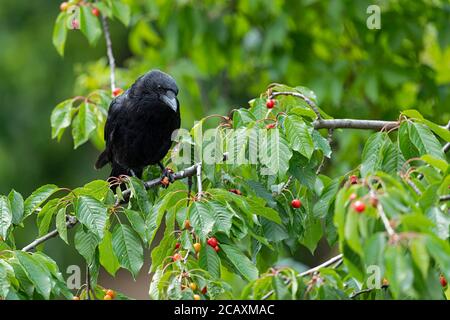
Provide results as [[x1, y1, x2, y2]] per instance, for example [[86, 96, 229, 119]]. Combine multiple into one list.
[[131, 69, 179, 112]]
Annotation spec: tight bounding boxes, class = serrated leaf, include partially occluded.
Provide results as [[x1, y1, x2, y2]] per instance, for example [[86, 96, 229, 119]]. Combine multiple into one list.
[[0, 260, 14, 298], [75, 196, 107, 240], [74, 227, 100, 264], [52, 12, 67, 56], [128, 177, 151, 214], [0, 196, 12, 239], [111, 0, 130, 26], [51, 99, 73, 140], [79, 5, 102, 45], [312, 130, 332, 158], [189, 201, 215, 241], [284, 116, 314, 159], [209, 201, 233, 236], [313, 177, 343, 219], [410, 238, 429, 279], [112, 224, 143, 279], [221, 244, 258, 281], [8, 190, 24, 225], [408, 122, 445, 160], [199, 245, 221, 279], [37, 199, 59, 240], [124, 209, 147, 243], [360, 132, 385, 177], [55, 208, 68, 244], [72, 102, 97, 149], [99, 230, 120, 276], [15, 251, 52, 299], [23, 184, 59, 218]]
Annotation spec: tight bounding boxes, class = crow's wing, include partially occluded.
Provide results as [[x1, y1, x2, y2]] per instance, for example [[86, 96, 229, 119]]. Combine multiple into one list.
[[95, 94, 125, 169]]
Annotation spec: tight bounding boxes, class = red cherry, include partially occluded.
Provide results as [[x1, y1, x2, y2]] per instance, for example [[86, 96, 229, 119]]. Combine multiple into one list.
[[266, 123, 276, 129], [91, 7, 100, 17], [266, 99, 275, 109], [352, 200, 366, 213], [440, 275, 447, 287], [60, 2, 69, 11], [229, 189, 242, 195], [349, 175, 358, 185], [112, 88, 124, 97], [175, 243, 181, 250], [71, 19, 79, 29], [214, 245, 220, 252], [201, 286, 207, 294], [207, 237, 218, 248], [291, 199, 302, 209]]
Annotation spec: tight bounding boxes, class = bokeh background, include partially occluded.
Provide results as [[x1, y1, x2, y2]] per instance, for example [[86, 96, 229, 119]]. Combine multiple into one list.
[[0, 0, 449, 298]]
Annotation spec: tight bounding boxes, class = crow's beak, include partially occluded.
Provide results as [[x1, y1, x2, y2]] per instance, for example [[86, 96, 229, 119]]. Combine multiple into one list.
[[161, 90, 178, 112]]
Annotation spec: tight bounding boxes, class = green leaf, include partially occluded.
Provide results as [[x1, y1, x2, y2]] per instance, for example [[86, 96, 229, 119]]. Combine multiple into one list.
[[238, 197, 282, 224], [8, 190, 24, 225], [360, 132, 385, 177], [209, 201, 233, 236], [313, 177, 342, 219], [199, 245, 221, 279], [299, 213, 323, 253], [79, 5, 102, 45], [72, 102, 97, 149], [124, 209, 147, 243], [112, 224, 144, 279], [99, 230, 120, 276], [189, 201, 215, 241], [421, 155, 448, 173], [55, 208, 68, 244], [408, 122, 445, 160], [111, 0, 131, 26], [221, 244, 258, 281], [51, 99, 73, 140], [344, 211, 363, 256], [0, 196, 12, 239], [284, 115, 314, 159], [398, 122, 419, 161], [74, 227, 100, 264], [75, 196, 107, 240], [312, 130, 332, 158], [402, 110, 450, 142], [73, 180, 110, 201], [0, 260, 14, 298], [149, 266, 163, 300], [410, 238, 429, 279], [15, 251, 52, 299], [23, 184, 59, 218], [128, 177, 151, 214], [37, 199, 59, 240], [52, 12, 67, 56]]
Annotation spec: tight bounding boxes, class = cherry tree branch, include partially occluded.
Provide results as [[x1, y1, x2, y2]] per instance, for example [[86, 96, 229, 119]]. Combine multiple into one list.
[[313, 119, 399, 131], [22, 164, 201, 252]]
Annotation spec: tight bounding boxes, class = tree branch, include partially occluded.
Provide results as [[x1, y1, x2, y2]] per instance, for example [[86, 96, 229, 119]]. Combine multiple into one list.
[[22, 163, 201, 252], [270, 91, 322, 119], [313, 119, 398, 131], [100, 14, 116, 93]]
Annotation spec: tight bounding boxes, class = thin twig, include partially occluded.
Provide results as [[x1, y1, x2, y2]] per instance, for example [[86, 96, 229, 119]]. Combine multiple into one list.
[[270, 91, 322, 119], [377, 201, 396, 238], [440, 195, 450, 202], [316, 128, 333, 174], [261, 254, 343, 300], [100, 14, 116, 93], [299, 254, 343, 277], [196, 163, 203, 200]]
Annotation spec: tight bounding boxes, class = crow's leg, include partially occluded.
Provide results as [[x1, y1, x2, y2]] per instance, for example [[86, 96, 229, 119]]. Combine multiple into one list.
[[129, 169, 138, 177]]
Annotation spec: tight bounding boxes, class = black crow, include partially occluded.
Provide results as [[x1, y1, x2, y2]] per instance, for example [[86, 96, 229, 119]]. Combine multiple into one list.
[[95, 70, 181, 181]]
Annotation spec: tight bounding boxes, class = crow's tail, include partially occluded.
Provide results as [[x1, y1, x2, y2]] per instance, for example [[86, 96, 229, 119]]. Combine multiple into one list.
[[95, 151, 109, 170]]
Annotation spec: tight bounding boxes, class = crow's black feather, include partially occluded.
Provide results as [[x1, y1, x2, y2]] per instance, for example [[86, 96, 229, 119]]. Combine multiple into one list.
[[95, 70, 181, 179]]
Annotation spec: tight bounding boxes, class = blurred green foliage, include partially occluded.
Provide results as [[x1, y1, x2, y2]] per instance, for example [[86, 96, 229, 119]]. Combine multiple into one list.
[[1, 0, 449, 195]]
